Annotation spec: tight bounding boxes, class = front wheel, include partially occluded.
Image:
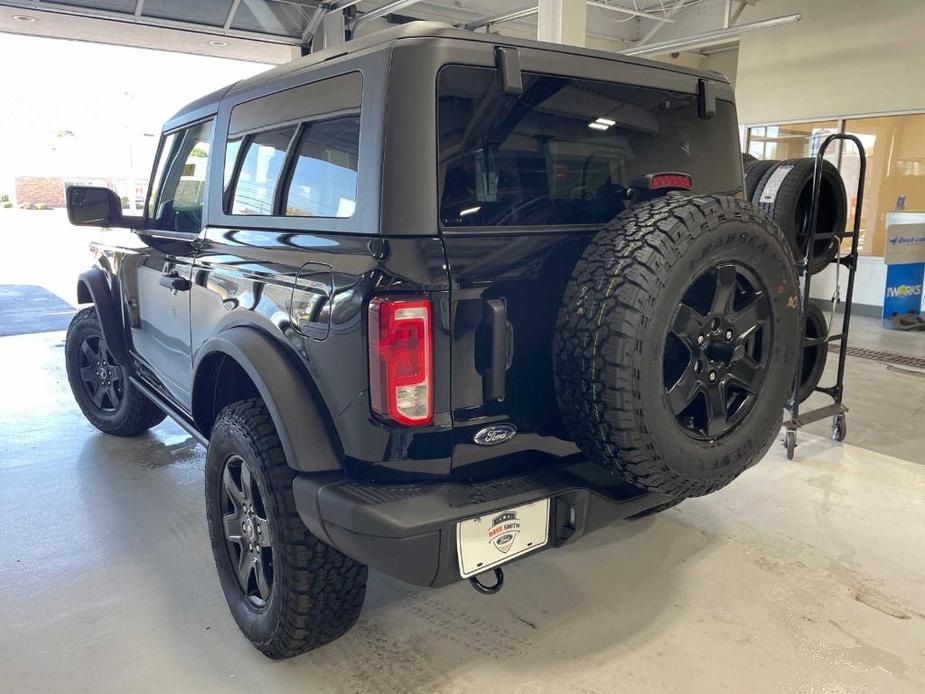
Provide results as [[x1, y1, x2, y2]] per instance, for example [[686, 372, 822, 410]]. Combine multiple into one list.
[[65, 307, 165, 436], [205, 398, 367, 659]]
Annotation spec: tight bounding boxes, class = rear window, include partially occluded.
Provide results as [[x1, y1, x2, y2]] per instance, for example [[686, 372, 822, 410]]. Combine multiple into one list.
[[437, 66, 742, 228]]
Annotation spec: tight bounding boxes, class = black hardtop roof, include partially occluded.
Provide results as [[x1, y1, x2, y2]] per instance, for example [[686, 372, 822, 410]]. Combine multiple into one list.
[[165, 20, 729, 131]]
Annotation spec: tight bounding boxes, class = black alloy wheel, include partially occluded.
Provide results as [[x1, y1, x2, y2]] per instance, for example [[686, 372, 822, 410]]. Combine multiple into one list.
[[221, 454, 274, 607], [663, 263, 772, 440], [77, 335, 124, 412]]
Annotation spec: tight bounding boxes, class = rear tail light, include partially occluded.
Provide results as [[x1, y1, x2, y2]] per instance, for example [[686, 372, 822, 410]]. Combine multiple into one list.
[[645, 172, 693, 190], [368, 296, 433, 426]]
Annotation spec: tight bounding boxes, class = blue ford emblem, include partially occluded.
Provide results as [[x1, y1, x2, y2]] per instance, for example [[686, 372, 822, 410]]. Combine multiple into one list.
[[473, 424, 517, 446]]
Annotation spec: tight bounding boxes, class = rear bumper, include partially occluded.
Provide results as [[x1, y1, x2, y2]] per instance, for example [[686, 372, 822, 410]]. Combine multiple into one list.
[[292, 460, 671, 587]]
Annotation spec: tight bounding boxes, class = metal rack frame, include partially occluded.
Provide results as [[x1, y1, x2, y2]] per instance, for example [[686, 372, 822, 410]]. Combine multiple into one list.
[[783, 133, 867, 459]]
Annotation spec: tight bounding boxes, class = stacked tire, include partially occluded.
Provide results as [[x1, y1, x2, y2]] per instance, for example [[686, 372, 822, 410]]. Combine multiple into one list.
[[743, 157, 848, 275], [741, 155, 843, 404], [797, 301, 828, 403]]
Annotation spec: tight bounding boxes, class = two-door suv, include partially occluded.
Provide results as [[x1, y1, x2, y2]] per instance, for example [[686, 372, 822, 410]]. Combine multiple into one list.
[[65, 22, 800, 658]]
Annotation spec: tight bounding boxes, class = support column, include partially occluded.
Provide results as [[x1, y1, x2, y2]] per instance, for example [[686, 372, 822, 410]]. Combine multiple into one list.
[[537, 0, 587, 47]]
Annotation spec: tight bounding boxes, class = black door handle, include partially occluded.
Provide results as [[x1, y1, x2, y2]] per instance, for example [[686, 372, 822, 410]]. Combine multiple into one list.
[[159, 271, 190, 292]]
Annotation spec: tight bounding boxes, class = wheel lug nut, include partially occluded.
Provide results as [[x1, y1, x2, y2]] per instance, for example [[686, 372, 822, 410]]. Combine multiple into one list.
[[709, 371, 717, 383], [725, 329, 733, 341]]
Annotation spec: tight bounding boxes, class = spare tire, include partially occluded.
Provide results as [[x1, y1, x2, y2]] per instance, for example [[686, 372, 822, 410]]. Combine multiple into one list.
[[744, 159, 778, 201], [753, 158, 847, 275], [555, 195, 800, 498], [797, 301, 828, 403]]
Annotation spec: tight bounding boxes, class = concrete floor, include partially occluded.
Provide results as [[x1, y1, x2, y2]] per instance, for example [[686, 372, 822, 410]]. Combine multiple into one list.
[[1, 327, 924, 692]]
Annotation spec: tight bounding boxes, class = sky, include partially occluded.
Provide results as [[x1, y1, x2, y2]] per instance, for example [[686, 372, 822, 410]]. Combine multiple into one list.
[[0, 33, 271, 193]]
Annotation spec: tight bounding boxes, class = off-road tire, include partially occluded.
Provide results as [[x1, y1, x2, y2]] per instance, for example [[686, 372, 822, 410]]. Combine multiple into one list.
[[752, 158, 846, 275], [65, 306, 166, 436], [205, 398, 367, 659], [554, 195, 800, 498], [797, 300, 828, 403], [744, 158, 778, 201]]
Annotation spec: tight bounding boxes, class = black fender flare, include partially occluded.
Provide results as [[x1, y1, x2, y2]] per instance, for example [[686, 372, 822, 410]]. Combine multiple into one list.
[[193, 327, 341, 473], [76, 267, 130, 367]]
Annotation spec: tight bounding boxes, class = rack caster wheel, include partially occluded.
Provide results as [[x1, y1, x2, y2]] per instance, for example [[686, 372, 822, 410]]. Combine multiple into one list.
[[832, 414, 847, 442], [784, 430, 796, 460]]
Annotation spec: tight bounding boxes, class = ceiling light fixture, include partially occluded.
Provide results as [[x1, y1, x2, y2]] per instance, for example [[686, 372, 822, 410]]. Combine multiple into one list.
[[595, 117, 616, 126], [12, 15, 36, 22], [588, 122, 609, 131], [209, 39, 229, 46]]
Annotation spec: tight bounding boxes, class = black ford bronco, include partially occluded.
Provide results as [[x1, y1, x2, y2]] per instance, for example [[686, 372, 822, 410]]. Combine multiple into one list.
[[64, 22, 799, 659]]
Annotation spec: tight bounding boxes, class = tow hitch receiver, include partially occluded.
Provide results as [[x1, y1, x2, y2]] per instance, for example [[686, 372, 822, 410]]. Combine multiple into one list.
[[470, 567, 504, 595]]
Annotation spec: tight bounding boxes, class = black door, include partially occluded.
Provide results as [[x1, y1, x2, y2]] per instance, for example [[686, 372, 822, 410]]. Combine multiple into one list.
[[127, 119, 214, 408]]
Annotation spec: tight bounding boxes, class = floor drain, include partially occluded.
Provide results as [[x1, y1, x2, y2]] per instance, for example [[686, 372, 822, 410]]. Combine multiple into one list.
[[829, 344, 925, 370]]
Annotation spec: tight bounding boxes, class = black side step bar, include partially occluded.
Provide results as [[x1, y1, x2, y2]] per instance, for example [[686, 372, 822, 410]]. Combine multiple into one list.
[[129, 376, 208, 446]]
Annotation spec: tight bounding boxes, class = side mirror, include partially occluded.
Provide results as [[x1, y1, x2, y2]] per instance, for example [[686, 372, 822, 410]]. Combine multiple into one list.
[[66, 186, 138, 228]]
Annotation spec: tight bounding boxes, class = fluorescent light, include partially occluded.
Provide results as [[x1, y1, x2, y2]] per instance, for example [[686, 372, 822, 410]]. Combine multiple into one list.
[[595, 118, 616, 126], [459, 206, 481, 217], [588, 122, 610, 131]]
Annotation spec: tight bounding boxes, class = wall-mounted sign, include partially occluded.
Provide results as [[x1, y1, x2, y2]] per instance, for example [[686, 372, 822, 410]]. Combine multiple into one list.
[[885, 212, 925, 265]]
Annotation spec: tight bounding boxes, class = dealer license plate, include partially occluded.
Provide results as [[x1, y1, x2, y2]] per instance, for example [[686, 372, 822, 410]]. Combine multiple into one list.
[[456, 499, 550, 578]]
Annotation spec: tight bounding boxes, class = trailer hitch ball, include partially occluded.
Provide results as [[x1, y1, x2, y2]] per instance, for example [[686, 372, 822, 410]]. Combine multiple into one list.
[[470, 567, 504, 595]]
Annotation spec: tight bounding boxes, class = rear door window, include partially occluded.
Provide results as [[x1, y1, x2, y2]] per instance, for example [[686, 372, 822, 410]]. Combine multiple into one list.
[[437, 66, 742, 228]]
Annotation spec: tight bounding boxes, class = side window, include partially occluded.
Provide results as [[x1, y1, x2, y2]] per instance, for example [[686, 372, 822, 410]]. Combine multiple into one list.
[[222, 71, 362, 221], [147, 119, 214, 233], [283, 117, 360, 218], [228, 127, 296, 215]]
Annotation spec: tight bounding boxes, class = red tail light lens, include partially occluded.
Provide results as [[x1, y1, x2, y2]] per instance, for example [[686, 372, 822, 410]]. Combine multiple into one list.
[[649, 173, 692, 190], [368, 297, 433, 426]]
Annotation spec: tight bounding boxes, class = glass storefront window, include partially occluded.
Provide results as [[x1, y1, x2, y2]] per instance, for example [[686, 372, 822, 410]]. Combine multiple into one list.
[[842, 114, 925, 257], [746, 120, 839, 163]]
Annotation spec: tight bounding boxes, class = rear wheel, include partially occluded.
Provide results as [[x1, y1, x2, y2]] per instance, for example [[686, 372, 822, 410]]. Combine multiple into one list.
[[205, 398, 367, 659], [65, 307, 165, 436], [555, 195, 800, 498]]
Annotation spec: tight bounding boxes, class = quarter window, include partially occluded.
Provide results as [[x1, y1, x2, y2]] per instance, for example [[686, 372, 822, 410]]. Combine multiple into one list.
[[147, 119, 213, 233], [284, 117, 360, 218], [229, 127, 296, 215]]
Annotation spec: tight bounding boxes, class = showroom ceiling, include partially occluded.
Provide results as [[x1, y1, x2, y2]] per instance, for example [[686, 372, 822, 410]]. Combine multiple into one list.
[[0, 0, 716, 47], [0, 0, 774, 62]]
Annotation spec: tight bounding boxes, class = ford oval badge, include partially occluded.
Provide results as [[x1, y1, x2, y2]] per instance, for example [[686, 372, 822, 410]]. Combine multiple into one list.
[[473, 424, 517, 446]]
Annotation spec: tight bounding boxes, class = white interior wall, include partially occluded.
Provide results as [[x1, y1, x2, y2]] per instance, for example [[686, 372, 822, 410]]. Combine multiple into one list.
[[734, 0, 925, 125]]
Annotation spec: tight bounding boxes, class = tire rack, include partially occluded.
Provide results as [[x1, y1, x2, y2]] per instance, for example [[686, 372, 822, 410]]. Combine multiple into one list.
[[783, 133, 867, 460]]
